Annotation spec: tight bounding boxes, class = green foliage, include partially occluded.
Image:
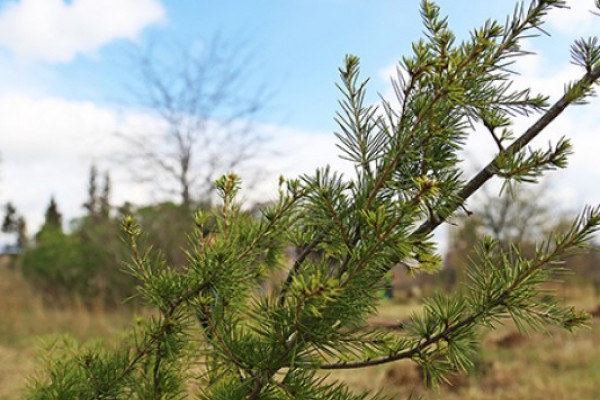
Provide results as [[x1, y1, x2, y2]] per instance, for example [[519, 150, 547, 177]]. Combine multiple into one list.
[[134, 202, 200, 267], [21, 185, 135, 305], [19, 186, 213, 305], [21, 216, 134, 304], [26, 1, 600, 399], [21, 229, 86, 298]]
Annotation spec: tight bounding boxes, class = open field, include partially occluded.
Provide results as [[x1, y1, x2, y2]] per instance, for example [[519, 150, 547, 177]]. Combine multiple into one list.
[[0, 269, 138, 399], [327, 293, 600, 400], [1, 267, 599, 399]]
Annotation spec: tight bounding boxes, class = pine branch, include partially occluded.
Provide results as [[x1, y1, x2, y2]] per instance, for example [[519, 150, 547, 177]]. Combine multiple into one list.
[[27, 2, 600, 398], [413, 64, 600, 237], [279, 233, 324, 306], [319, 206, 600, 370]]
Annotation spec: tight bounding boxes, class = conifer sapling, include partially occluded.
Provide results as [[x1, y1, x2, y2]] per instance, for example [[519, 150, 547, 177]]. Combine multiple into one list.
[[27, 1, 600, 399]]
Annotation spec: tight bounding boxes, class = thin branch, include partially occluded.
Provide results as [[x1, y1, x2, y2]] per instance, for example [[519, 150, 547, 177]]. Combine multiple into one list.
[[152, 343, 163, 398], [413, 65, 600, 238], [482, 118, 505, 151], [319, 207, 597, 370], [278, 233, 324, 306]]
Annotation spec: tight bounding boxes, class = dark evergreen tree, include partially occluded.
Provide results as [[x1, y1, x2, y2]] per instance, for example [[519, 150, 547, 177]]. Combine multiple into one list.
[[2, 202, 27, 249], [15, 216, 27, 249], [43, 196, 62, 232], [1, 202, 17, 233], [100, 171, 111, 219], [83, 164, 100, 217]]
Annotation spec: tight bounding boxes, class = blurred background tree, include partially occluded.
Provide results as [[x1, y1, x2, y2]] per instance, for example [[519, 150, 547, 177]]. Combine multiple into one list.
[[118, 37, 271, 210], [442, 184, 554, 289], [2, 202, 27, 250], [12, 36, 274, 303], [442, 183, 600, 293], [20, 167, 134, 306]]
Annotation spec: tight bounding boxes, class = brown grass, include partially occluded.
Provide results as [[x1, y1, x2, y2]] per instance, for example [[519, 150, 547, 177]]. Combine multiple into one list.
[[0, 268, 137, 399], [1, 267, 599, 399], [325, 287, 600, 399]]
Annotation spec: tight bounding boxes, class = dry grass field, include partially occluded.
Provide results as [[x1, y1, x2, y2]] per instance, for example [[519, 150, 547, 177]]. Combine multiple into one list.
[[0, 269, 137, 399], [327, 291, 600, 400], [1, 267, 599, 399]]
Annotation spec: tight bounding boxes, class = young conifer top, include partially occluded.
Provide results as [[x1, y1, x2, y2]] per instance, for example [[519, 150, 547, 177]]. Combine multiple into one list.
[[27, 1, 600, 399]]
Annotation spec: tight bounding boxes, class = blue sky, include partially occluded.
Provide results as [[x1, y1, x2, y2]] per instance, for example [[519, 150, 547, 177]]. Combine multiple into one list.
[[0, 0, 598, 240], [0, 1, 533, 131]]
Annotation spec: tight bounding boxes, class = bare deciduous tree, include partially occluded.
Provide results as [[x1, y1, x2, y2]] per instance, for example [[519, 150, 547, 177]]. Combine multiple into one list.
[[477, 183, 553, 246], [120, 37, 270, 209]]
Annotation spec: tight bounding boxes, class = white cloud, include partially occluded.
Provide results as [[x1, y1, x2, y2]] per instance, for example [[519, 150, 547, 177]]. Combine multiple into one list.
[[0, 0, 165, 63], [547, 0, 598, 36], [0, 93, 352, 233], [2, 55, 597, 240], [0, 94, 124, 229], [0, 94, 173, 232]]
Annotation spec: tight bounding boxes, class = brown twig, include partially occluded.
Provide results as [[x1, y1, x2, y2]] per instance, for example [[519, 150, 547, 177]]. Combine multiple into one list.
[[412, 65, 600, 239]]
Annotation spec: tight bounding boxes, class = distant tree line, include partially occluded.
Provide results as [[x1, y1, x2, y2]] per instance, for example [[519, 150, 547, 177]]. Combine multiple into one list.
[[3, 171, 599, 306], [0, 33, 272, 307], [8, 166, 129, 305], [1, 165, 225, 306]]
